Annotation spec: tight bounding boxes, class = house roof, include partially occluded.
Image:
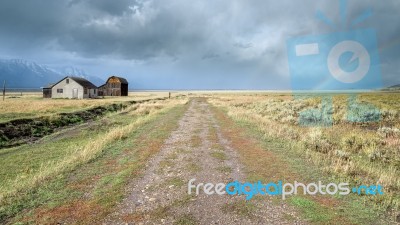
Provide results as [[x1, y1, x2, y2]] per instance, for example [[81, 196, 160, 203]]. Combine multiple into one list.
[[48, 76, 98, 89], [69, 76, 97, 89], [106, 76, 128, 84], [43, 83, 55, 89]]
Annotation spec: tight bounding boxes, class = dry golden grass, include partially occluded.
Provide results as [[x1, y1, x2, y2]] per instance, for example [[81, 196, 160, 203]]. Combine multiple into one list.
[[208, 92, 400, 210], [0, 91, 174, 122], [1, 91, 169, 114]]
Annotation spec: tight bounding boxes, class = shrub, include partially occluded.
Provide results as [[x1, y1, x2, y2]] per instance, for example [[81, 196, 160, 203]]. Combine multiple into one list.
[[381, 109, 398, 122], [299, 108, 332, 127], [0, 133, 8, 147], [341, 134, 363, 153], [306, 128, 332, 153], [377, 127, 400, 138], [281, 114, 297, 124], [66, 115, 83, 124], [347, 102, 380, 123], [341, 133, 382, 154], [367, 149, 388, 162], [31, 127, 48, 137], [334, 150, 350, 160]]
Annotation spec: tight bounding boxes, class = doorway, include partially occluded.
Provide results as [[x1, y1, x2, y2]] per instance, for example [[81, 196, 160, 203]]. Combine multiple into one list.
[[72, 88, 78, 99]]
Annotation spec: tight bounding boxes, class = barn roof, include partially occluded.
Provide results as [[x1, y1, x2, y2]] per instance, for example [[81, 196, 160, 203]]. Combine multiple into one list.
[[106, 76, 128, 84]]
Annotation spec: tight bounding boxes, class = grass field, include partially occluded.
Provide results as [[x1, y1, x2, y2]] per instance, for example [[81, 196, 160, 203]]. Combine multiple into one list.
[[207, 92, 400, 221], [0, 95, 188, 223], [0, 91, 172, 123], [0, 91, 399, 224]]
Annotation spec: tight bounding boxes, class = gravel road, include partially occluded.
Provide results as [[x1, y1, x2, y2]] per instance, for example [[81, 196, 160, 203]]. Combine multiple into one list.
[[103, 98, 305, 225]]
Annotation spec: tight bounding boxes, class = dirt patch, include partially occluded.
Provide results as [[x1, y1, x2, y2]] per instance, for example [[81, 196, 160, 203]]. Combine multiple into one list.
[[33, 200, 105, 225]]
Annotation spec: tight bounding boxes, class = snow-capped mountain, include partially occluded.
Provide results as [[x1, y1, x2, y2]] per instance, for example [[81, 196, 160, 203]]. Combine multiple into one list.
[[63, 66, 88, 77], [60, 66, 105, 86], [0, 59, 104, 88]]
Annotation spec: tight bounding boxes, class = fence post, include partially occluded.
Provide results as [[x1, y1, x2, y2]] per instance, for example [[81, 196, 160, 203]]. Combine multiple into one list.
[[2, 80, 5, 101]]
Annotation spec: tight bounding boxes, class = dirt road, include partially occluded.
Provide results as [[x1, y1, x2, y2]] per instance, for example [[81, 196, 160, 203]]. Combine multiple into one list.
[[104, 98, 304, 224]]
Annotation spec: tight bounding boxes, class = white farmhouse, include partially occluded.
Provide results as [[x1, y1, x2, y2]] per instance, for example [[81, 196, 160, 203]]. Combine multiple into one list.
[[45, 76, 98, 99]]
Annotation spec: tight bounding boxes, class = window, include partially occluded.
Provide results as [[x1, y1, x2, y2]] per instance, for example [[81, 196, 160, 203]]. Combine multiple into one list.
[[84, 88, 88, 94], [66, 79, 69, 84], [94, 89, 96, 94], [57, 89, 63, 93]]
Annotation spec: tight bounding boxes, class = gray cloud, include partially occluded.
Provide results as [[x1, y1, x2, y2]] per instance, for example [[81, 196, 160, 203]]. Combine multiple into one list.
[[234, 42, 253, 49], [202, 53, 220, 60], [0, 0, 399, 89]]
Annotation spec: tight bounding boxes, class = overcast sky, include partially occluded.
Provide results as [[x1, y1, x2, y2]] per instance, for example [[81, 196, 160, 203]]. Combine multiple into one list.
[[0, 0, 399, 89]]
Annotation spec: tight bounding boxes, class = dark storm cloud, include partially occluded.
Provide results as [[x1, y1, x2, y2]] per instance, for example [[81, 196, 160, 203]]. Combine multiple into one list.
[[69, 0, 137, 15], [0, 0, 399, 88]]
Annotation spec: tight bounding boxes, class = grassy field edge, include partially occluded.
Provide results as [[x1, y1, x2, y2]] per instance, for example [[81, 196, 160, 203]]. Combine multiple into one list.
[[210, 103, 392, 224], [1, 100, 188, 224]]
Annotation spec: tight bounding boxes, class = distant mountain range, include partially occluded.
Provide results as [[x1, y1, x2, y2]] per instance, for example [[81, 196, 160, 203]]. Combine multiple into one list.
[[0, 59, 104, 88], [388, 84, 400, 89]]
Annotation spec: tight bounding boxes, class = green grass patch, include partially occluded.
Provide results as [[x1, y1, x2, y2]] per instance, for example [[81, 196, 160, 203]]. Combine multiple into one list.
[[290, 197, 332, 223], [216, 166, 232, 173], [210, 151, 227, 161], [190, 135, 202, 148], [167, 152, 178, 160], [221, 200, 257, 218], [164, 177, 186, 188], [174, 214, 197, 225], [186, 159, 201, 173], [149, 195, 194, 221]]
